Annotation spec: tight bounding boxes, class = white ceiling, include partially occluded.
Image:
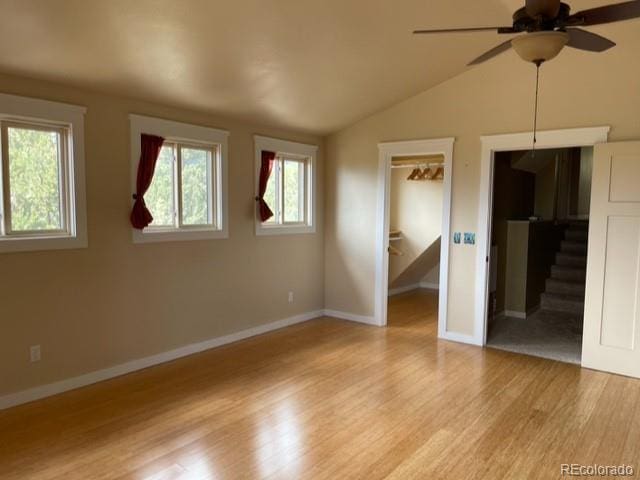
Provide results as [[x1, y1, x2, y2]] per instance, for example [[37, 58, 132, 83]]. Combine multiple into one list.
[[0, 0, 623, 134]]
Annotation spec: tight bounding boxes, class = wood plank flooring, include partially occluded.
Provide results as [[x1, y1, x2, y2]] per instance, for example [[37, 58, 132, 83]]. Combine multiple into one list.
[[1, 290, 639, 479]]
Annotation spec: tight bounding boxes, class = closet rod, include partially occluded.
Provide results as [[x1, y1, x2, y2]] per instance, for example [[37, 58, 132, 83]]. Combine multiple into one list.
[[390, 162, 444, 169]]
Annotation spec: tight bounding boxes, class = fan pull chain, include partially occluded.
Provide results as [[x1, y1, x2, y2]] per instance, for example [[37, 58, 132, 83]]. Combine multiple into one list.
[[531, 60, 542, 158]]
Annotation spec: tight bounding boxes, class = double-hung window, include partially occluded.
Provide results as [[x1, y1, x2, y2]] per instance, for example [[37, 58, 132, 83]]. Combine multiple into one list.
[[0, 94, 87, 253], [255, 135, 317, 235], [145, 141, 217, 229], [130, 115, 228, 243]]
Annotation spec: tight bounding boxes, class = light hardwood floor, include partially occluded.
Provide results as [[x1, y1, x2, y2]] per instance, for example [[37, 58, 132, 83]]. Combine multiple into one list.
[[1, 290, 639, 479]]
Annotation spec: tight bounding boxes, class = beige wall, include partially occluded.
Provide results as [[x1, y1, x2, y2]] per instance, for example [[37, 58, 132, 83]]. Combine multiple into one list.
[[491, 154, 534, 313], [324, 21, 640, 335], [388, 164, 443, 286], [0, 73, 324, 396], [579, 147, 594, 216], [534, 158, 557, 220], [504, 221, 529, 314], [422, 263, 440, 286]]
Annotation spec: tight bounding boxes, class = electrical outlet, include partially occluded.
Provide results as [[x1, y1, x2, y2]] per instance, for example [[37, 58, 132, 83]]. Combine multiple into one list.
[[30, 345, 41, 363], [288, 291, 294, 303]]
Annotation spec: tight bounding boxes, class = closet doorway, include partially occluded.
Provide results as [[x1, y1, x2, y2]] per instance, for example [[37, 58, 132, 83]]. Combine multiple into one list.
[[386, 155, 445, 327], [375, 138, 454, 337]]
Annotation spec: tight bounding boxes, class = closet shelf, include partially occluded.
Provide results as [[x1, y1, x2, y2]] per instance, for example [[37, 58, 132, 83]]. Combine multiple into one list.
[[389, 230, 403, 242]]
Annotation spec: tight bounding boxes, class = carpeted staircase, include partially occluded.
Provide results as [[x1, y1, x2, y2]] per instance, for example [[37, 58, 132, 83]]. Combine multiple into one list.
[[540, 222, 588, 323]]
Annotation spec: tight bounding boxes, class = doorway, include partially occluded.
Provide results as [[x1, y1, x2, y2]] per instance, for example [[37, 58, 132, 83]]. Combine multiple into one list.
[[485, 146, 593, 364], [375, 138, 454, 337], [474, 127, 610, 357], [386, 155, 444, 326]]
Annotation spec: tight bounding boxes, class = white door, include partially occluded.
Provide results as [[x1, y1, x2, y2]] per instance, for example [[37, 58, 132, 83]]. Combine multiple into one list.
[[582, 141, 640, 378]]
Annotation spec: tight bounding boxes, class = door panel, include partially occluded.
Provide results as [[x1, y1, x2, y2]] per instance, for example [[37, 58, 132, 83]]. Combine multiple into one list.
[[609, 155, 640, 202], [583, 142, 640, 378], [600, 216, 640, 350]]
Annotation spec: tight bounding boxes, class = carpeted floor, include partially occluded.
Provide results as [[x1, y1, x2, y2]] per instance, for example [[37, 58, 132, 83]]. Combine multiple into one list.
[[487, 310, 583, 365]]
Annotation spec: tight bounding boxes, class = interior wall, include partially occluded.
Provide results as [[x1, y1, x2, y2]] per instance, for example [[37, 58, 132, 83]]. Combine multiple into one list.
[[556, 150, 573, 221], [388, 161, 443, 287], [0, 73, 325, 397], [422, 264, 440, 286], [578, 147, 594, 216], [324, 20, 640, 334], [491, 153, 535, 313], [504, 221, 530, 314], [534, 158, 557, 220]]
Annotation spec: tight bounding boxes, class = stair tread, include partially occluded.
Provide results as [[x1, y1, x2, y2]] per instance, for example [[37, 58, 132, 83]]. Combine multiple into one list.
[[545, 228, 588, 314], [547, 278, 584, 286], [542, 292, 585, 302], [552, 264, 586, 271], [562, 241, 587, 247], [557, 252, 587, 258]]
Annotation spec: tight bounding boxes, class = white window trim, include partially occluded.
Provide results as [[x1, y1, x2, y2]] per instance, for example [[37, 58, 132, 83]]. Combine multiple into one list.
[[254, 135, 317, 236], [0, 93, 87, 254], [129, 114, 229, 244]]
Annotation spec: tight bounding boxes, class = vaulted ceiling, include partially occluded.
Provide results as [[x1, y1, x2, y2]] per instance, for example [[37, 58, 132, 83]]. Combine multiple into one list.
[[0, 0, 624, 134]]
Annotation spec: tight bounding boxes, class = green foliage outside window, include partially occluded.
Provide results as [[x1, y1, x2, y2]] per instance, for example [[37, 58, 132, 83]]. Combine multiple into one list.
[[145, 145, 175, 227], [283, 160, 302, 222], [145, 144, 212, 228], [263, 158, 304, 223], [181, 148, 209, 226], [7, 127, 62, 232]]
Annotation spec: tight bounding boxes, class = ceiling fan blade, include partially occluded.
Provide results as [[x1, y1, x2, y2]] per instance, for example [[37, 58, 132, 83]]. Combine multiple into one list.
[[413, 26, 515, 34], [568, 1, 640, 26], [567, 28, 617, 52], [468, 39, 514, 66]]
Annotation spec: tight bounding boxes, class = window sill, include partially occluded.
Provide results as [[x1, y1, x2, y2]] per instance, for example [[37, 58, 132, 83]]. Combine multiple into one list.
[[132, 228, 228, 244], [255, 224, 316, 236], [0, 234, 87, 254]]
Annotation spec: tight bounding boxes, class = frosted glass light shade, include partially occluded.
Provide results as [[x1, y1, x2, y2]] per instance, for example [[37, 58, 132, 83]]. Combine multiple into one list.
[[512, 31, 569, 63]]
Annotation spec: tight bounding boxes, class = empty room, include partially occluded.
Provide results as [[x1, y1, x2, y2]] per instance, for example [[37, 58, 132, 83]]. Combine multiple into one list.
[[1, 1, 640, 479]]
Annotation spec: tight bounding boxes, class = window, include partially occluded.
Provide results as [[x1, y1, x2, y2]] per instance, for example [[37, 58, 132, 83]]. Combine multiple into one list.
[[0, 94, 87, 253], [255, 135, 317, 235], [145, 142, 217, 230], [130, 115, 228, 243]]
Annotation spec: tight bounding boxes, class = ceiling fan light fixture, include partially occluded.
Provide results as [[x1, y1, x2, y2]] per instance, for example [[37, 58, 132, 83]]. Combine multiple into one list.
[[512, 31, 570, 63]]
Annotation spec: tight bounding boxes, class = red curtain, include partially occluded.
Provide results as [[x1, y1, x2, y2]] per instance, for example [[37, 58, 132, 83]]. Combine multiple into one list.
[[256, 150, 276, 222], [130, 134, 165, 229]]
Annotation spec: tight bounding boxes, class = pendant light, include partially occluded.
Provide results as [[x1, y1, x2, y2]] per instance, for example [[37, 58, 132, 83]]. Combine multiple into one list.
[[511, 31, 569, 156]]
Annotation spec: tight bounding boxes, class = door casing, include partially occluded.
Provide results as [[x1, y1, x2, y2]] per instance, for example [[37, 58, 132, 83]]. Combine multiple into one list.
[[475, 127, 610, 347]]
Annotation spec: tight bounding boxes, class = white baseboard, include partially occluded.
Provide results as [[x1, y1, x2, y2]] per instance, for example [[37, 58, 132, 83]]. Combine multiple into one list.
[[388, 282, 439, 297], [0, 310, 324, 411], [503, 304, 540, 320], [388, 284, 420, 296], [419, 281, 440, 290], [439, 330, 483, 346], [323, 309, 380, 326]]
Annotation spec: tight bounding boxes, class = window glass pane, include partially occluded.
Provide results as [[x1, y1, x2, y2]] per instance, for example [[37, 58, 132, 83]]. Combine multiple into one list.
[[181, 147, 210, 226], [262, 161, 277, 224], [146, 145, 175, 227], [7, 126, 62, 232], [283, 159, 303, 223]]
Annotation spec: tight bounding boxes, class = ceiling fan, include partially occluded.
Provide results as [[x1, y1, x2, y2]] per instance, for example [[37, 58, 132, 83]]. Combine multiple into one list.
[[414, 0, 640, 66], [414, 0, 640, 155]]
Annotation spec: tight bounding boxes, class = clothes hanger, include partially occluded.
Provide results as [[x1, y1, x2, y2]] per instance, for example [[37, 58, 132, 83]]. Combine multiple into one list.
[[414, 166, 429, 180], [407, 168, 421, 180]]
